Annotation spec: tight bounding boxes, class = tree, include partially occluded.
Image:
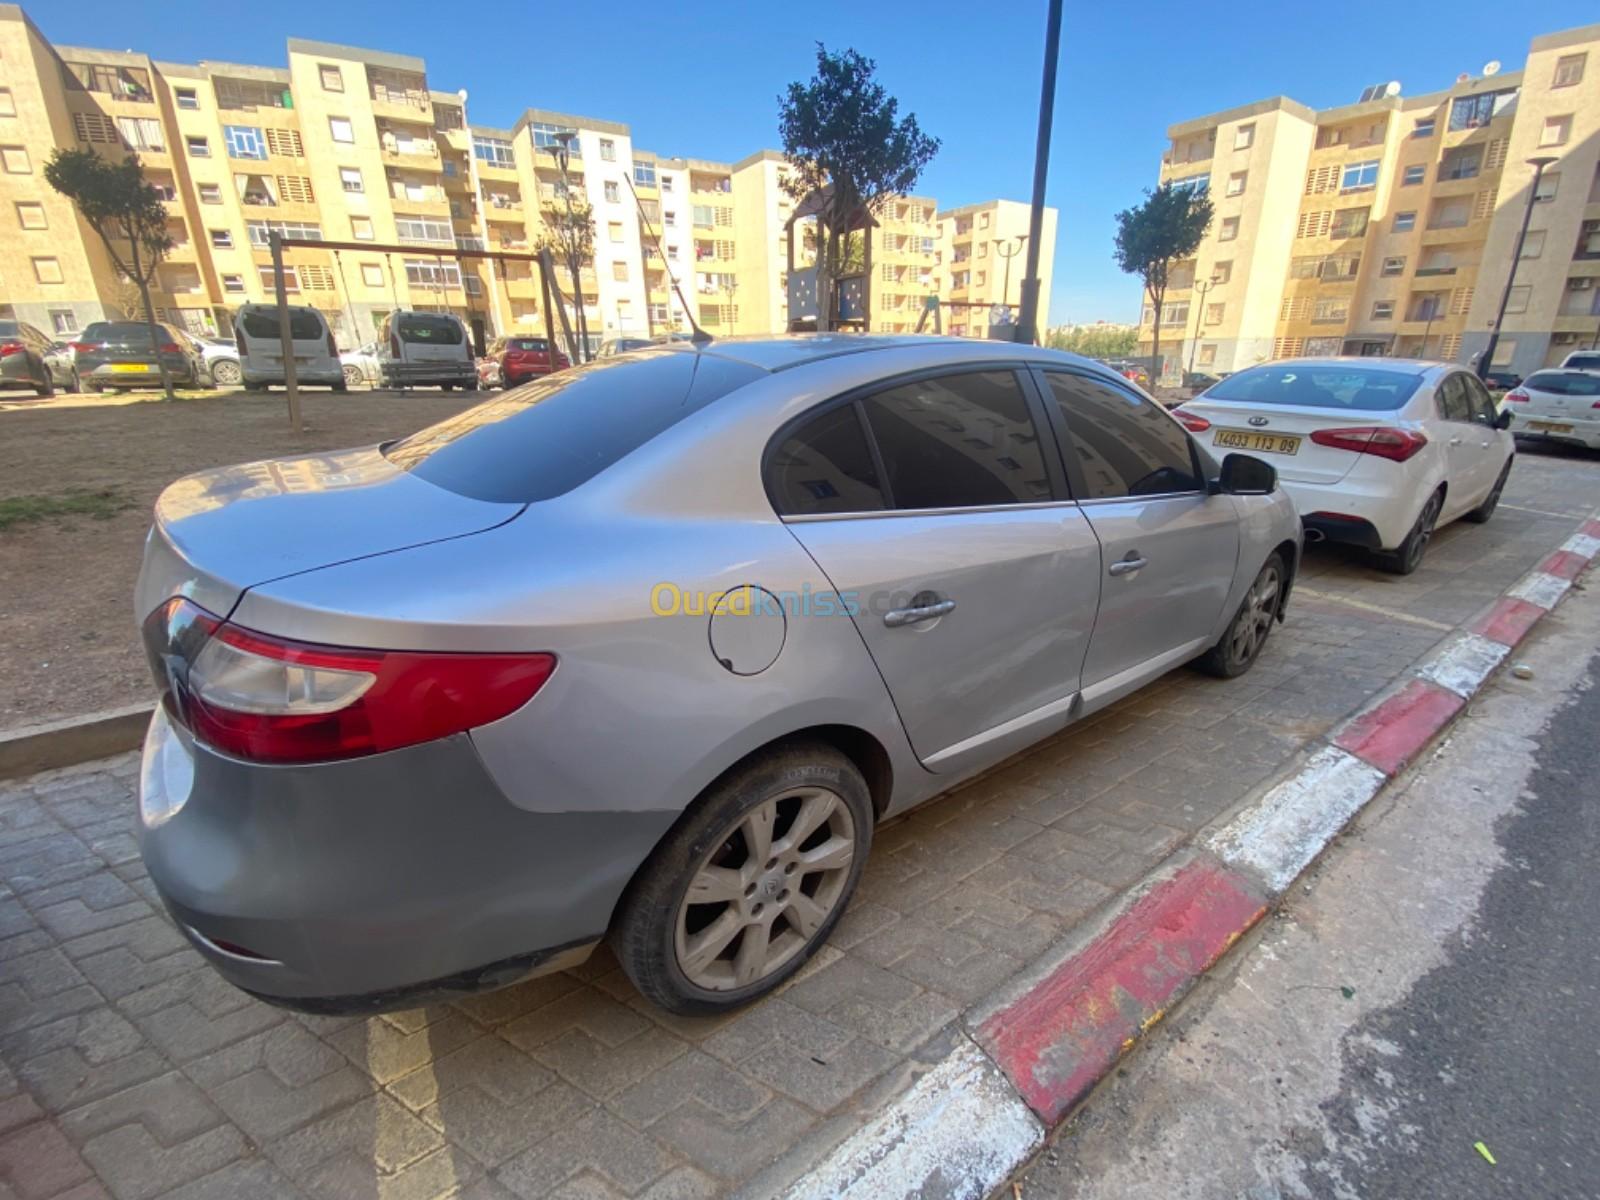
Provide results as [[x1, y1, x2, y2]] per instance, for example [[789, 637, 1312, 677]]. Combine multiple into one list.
[[45, 148, 176, 399], [1046, 324, 1139, 359], [537, 190, 596, 363], [779, 45, 939, 332], [1113, 183, 1213, 388]]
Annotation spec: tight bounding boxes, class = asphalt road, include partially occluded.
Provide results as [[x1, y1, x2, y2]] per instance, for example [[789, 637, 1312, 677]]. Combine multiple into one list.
[[1012, 577, 1600, 1200]]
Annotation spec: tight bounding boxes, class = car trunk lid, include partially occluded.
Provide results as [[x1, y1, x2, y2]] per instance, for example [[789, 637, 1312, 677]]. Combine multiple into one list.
[[1179, 399, 1397, 484]]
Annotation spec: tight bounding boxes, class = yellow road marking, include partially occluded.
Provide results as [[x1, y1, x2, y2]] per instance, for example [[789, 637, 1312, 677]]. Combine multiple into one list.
[[1295, 587, 1454, 632]]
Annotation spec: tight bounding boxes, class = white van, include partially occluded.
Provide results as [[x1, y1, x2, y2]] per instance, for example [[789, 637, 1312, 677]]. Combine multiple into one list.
[[233, 304, 345, 391], [377, 311, 477, 390]]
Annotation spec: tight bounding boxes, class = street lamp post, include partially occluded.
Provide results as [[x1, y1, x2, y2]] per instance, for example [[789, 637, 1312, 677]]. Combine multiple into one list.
[[994, 235, 1026, 312], [1421, 299, 1437, 359], [1478, 155, 1558, 380], [547, 131, 590, 362], [1185, 276, 1216, 380]]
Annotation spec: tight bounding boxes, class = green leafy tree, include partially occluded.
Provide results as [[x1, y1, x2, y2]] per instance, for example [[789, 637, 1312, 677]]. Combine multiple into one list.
[[1046, 324, 1139, 359], [779, 45, 939, 332], [1113, 183, 1213, 386], [44, 148, 176, 399], [537, 191, 596, 362]]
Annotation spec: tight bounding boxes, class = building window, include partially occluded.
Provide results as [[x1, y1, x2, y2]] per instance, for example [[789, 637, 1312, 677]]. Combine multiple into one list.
[[32, 256, 62, 284], [1553, 53, 1586, 88], [1371, 300, 1394, 320], [340, 167, 363, 193], [198, 183, 221, 204], [404, 259, 463, 289], [1226, 171, 1247, 196], [394, 215, 451, 243], [209, 228, 232, 248], [15, 201, 45, 229], [1393, 211, 1416, 232], [1340, 160, 1378, 191], [319, 64, 343, 92], [1233, 123, 1254, 150], [1449, 90, 1517, 132], [1218, 216, 1239, 241], [663, 209, 676, 227], [976, 271, 986, 287], [472, 135, 514, 167], [361, 262, 384, 287], [1, 145, 30, 173], [1534, 172, 1559, 203], [1205, 302, 1225, 324], [222, 274, 244, 293], [463, 275, 482, 297], [1520, 230, 1545, 259], [175, 87, 198, 110], [633, 159, 656, 187], [1412, 116, 1435, 138], [979, 212, 990, 229], [978, 242, 988, 258], [224, 125, 266, 159], [1504, 285, 1531, 314], [661, 176, 673, 193], [1212, 260, 1232, 284], [609, 221, 623, 243], [1402, 164, 1425, 186], [604, 180, 620, 203], [49, 309, 77, 335], [612, 261, 628, 281], [1170, 173, 1208, 194], [1381, 256, 1406, 276], [1330, 207, 1370, 239], [1541, 115, 1572, 148], [599, 138, 616, 161], [530, 122, 581, 156], [0, 88, 14, 117], [329, 117, 354, 144], [186, 136, 209, 157]]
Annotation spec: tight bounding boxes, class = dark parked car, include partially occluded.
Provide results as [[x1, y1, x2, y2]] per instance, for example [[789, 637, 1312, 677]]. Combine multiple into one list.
[[490, 336, 570, 387], [1481, 370, 1522, 392], [597, 337, 656, 358], [0, 319, 58, 398], [71, 321, 204, 392], [1184, 371, 1223, 391]]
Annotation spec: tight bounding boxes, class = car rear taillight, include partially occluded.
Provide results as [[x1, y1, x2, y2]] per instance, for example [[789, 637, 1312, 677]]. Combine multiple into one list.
[[1172, 408, 1211, 433], [0, 342, 23, 357], [141, 598, 555, 765], [1309, 426, 1428, 463], [1505, 389, 1529, 403], [160, 341, 180, 353], [70, 341, 103, 354]]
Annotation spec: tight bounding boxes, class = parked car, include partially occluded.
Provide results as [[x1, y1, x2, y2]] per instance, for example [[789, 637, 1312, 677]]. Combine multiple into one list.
[[43, 339, 83, 394], [1503, 370, 1600, 452], [1104, 359, 1150, 388], [1560, 350, 1600, 373], [340, 342, 381, 388], [196, 337, 241, 386], [1480, 369, 1522, 392], [1184, 371, 1223, 391], [490, 335, 570, 387], [378, 311, 476, 390], [1175, 359, 1514, 575], [234, 303, 345, 392], [0, 319, 57, 398], [71, 321, 204, 392], [134, 336, 1301, 1016], [597, 337, 657, 358], [477, 355, 502, 389]]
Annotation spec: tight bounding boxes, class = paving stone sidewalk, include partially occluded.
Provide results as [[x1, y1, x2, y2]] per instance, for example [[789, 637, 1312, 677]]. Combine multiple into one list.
[[1, 449, 1595, 1200]]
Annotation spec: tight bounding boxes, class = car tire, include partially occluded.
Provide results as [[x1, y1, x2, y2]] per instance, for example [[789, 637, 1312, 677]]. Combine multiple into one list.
[[612, 742, 872, 1015], [333, 380, 349, 394], [34, 374, 54, 398], [440, 383, 453, 391], [210, 359, 242, 386], [464, 379, 479, 392], [66, 369, 82, 394], [1463, 458, 1512, 524], [342, 365, 363, 387], [1195, 553, 1284, 679], [1376, 488, 1443, 576], [244, 381, 267, 392]]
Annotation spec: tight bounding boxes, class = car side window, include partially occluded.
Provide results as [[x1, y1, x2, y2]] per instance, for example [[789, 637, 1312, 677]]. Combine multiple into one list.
[[1436, 374, 1472, 422], [1461, 375, 1497, 426], [1044, 371, 1202, 499], [857, 370, 1052, 510], [768, 404, 886, 516]]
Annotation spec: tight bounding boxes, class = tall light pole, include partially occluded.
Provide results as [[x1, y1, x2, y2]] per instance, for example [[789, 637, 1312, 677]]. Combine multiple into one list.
[[547, 130, 590, 362], [1015, 0, 1062, 345], [1478, 155, 1558, 379], [994, 235, 1026, 312], [1185, 275, 1216, 379]]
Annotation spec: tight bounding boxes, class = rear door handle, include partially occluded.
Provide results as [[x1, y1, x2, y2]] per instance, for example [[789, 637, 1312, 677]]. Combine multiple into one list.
[[884, 598, 956, 627], [1108, 555, 1148, 577]]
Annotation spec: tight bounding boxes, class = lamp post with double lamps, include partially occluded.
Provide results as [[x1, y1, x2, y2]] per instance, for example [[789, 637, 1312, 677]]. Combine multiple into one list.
[[1186, 274, 1218, 381], [547, 130, 590, 362], [1478, 155, 1558, 380]]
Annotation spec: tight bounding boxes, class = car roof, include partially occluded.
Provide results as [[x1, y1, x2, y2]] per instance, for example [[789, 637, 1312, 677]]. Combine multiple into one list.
[[1255, 356, 1448, 377], [654, 333, 1100, 376]]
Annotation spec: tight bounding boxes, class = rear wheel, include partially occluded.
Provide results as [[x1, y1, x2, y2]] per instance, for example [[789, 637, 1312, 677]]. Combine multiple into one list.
[[1464, 458, 1512, 524], [464, 378, 479, 392], [34, 373, 54, 398], [1195, 553, 1283, 678], [1377, 488, 1443, 575], [244, 381, 267, 392], [210, 359, 242, 386], [65, 369, 82, 394], [332, 380, 349, 394], [440, 383, 453, 391], [342, 364, 363, 387], [613, 743, 871, 1014]]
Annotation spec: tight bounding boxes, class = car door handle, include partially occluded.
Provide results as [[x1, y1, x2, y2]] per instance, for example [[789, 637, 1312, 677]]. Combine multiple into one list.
[[1108, 555, 1148, 577], [883, 598, 956, 627]]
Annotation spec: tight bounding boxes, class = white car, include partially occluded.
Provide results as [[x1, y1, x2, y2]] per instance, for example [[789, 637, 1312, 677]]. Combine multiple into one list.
[[1560, 349, 1600, 374], [340, 342, 381, 387], [197, 337, 241, 387], [1504, 369, 1600, 452], [1175, 359, 1514, 574]]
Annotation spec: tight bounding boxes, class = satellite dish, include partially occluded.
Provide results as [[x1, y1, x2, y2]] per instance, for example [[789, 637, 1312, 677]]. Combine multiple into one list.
[[1483, 60, 1502, 76], [1384, 80, 1402, 97]]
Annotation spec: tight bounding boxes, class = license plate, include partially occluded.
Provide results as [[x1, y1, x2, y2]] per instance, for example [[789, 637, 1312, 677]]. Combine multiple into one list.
[[1214, 429, 1301, 455], [1528, 421, 1573, 433], [110, 363, 149, 374]]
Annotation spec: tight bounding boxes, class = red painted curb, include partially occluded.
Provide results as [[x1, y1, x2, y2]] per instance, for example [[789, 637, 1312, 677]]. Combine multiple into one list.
[[1331, 678, 1465, 777], [1540, 550, 1588, 581], [1471, 597, 1548, 648], [974, 857, 1265, 1125]]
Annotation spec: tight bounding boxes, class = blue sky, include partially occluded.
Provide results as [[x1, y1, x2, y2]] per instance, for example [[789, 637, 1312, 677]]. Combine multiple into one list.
[[35, 0, 1598, 325]]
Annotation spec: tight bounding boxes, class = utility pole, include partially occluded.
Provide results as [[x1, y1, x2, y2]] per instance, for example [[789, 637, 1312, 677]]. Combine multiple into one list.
[[1478, 156, 1557, 380], [1186, 276, 1215, 378], [268, 231, 302, 435], [994, 235, 1026, 313], [1015, 0, 1062, 346], [548, 131, 589, 362]]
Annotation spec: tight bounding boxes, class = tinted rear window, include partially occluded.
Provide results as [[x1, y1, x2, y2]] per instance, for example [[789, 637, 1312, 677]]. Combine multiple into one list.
[[398, 314, 463, 344], [508, 338, 548, 352], [239, 309, 324, 340], [1206, 364, 1424, 411], [82, 322, 165, 345], [1564, 354, 1600, 371], [1526, 371, 1600, 397], [385, 351, 764, 502]]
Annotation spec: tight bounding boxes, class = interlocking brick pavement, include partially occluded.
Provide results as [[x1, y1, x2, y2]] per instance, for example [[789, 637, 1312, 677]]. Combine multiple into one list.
[[0, 449, 1594, 1199]]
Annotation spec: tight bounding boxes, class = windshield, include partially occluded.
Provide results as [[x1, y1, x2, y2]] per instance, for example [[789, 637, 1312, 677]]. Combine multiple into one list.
[[508, 338, 549, 352], [385, 351, 763, 502], [240, 309, 324, 340], [398, 314, 463, 344], [0, 322, 18, 338], [1205, 363, 1424, 411]]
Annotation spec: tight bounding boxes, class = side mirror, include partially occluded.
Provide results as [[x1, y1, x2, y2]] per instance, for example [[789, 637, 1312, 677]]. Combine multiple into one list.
[[1216, 452, 1277, 496], [1494, 408, 1513, 431]]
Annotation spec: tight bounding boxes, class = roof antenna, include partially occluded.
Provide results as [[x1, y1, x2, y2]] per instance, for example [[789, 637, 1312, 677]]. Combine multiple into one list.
[[623, 168, 712, 345]]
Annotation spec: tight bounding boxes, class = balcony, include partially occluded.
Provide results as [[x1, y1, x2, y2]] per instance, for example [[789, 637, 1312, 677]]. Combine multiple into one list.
[[369, 76, 432, 123], [483, 202, 524, 222], [475, 158, 519, 181], [1414, 265, 1458, 277]]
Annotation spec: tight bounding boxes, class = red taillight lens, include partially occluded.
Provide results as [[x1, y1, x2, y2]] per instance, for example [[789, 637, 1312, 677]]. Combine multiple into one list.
[[1310, 426, 1428, 463], [0, 342, 23, 357], [1172, 408, 1211, 433], [142, 598, 555, 764], [70, 341, 102, 354], [1505, 389, 1529, 403], [160, 342, 181, 353]]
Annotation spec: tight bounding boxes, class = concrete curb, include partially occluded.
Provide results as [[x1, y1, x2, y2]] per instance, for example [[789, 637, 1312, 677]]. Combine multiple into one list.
[[792, 508, 1598, 1199], [0, 703, 152, 781]]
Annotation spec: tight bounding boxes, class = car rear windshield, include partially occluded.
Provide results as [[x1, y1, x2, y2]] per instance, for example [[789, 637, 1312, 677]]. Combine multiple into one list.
[[239, 309, 324, 340], [398, 314, 463, 344], [1526, 371, 1600, 397], [1204, 364, 1424, 411], [385, 351, 765, 502], [1564, 354, 1600, 372], [81, 322, 170, 345], [508, 338, 548, 352]]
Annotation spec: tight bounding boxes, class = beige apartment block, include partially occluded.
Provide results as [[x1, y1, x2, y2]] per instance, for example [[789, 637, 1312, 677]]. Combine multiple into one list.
[[935, 199, 1058, 337], [1144, 21, 1600, 382], [1, 3, 1053, 352]]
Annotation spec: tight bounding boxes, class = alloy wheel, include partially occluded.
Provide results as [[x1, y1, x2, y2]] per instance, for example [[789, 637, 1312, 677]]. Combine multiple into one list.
[[1404, 493, 1442, 571], [1229, 563, 1280, 666], [674, 786, 856, 991]]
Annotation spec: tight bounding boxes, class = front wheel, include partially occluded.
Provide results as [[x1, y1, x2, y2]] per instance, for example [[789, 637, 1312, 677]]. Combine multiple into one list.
[[210, 359, 242, 386], [34, 376, 54, 398], [1463, 459, 1511, 524], [1195, 553, 1283, 678], [342, 364, 363, 387], [612, 743, 872, 1015], [1377, 488, 1443, 575]]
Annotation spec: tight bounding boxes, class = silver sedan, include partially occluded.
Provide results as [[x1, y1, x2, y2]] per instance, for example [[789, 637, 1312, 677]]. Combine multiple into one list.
[[134, 336, 1302, 1015]]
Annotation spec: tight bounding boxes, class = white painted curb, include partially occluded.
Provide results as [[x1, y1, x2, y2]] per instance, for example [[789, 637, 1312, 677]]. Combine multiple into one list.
[[778, 1040, 1043, 1200], [1416, 632, 1511, 699], [1508, 571, 1571, 610], [1563, 532, 1600, 559]]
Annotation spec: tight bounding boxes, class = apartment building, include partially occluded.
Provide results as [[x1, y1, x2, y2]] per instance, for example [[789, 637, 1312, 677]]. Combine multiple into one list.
[[935, 199, 1058, 337], [0, 4, 1054, 351], [1145, 21, 1600, 382]]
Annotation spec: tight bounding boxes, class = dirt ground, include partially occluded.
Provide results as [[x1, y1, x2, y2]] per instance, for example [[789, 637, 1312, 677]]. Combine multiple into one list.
[[0, 387, 478, 732]]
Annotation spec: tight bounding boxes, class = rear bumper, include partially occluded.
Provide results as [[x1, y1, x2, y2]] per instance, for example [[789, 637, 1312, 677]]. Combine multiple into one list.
[[1301, 512, 1384, 550], [504, 363, 557, 384], [85, 360, 195, 386], [241, 367, 343, 386], [381, 361, 476, 387], [1279, 472, 1416, 551], [1508, 412, 1600, 451], [137, 707, 675, 1012]]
